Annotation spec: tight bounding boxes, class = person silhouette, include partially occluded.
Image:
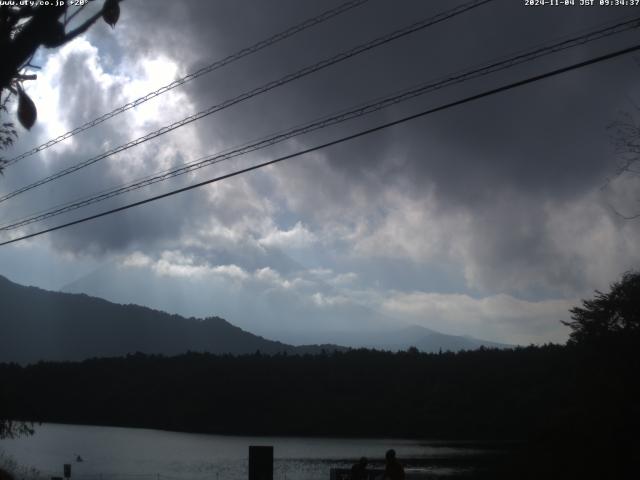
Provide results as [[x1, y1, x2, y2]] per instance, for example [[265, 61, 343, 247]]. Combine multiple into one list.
[[383, 450, 404, 480], [350, 457, 368, 480]]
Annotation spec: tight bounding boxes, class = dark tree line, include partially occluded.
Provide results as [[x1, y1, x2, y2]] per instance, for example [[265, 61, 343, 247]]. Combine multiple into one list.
[[0, 345, 575, 439], [3, 272, 636, 440], [1, 273, 638, 478], [0, 340, 637, 478]]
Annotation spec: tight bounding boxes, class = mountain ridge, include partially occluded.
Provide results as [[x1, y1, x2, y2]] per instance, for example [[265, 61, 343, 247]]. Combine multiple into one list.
[[0, 274, 342, 364], [0, 274, 511, 364]]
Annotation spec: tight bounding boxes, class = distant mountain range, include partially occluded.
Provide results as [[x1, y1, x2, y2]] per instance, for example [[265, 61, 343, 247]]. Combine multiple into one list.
[[0, 275, 340, 364], [0, 275, 511, 364], [338, 324, 512, 352]]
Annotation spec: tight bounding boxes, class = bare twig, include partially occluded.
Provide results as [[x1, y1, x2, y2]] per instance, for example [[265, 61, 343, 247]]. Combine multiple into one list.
[[15, 73, 36, 81]]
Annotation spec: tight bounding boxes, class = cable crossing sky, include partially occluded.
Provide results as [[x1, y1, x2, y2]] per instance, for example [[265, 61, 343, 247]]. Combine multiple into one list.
[[0, 0, 493, 204], [1, 14, 638, 232], [2, 41, 639, 247], [3, 0, 371, 167]]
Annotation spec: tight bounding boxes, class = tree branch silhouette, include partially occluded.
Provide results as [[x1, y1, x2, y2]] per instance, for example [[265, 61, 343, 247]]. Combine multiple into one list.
[[0, 0, 122, 173]]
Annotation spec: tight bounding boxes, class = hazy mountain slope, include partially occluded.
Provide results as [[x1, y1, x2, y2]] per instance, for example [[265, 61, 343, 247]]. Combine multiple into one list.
[[0, 275, 510, 364], [371, 325, 513, 352], [299, 325, 513, 352], [0, 275, 318, 364]]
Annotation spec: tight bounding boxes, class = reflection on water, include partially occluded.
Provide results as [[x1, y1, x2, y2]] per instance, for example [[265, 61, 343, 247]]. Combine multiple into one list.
[[0, 424, 492, 480]]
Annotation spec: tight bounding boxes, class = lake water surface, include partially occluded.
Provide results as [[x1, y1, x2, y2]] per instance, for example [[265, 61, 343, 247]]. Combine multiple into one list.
[[0, 424, 492, 480]]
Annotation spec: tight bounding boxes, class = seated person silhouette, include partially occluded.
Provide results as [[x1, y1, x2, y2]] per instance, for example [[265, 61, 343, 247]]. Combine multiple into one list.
[[383, 450, 404, 480], [351, 457, 368, 480]]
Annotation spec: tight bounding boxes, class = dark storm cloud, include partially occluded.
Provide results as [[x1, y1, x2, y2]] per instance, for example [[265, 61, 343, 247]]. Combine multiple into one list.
[[118, 0, 639, 211], [142, 0, 637, 164], [2, 0, 639, 301], [0, 38, 209, 254], [129, 0, 639, 295]]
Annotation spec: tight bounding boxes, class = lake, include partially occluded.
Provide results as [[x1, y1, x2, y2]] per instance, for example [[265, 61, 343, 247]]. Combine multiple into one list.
[[0, 424, 496, 480]]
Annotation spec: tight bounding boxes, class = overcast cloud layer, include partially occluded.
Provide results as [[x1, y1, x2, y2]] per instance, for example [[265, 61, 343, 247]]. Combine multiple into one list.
[[1, 0, 640, 345]]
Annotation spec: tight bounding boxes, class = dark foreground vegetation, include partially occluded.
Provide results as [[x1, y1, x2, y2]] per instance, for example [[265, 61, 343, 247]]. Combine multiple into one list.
[[1, 272, 639, 479], [0, 345, 578, 438], [0, 342, 637, 478]]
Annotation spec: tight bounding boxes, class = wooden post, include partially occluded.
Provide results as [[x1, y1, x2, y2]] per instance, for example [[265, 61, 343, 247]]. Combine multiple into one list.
[[248, 446, 273, 480]]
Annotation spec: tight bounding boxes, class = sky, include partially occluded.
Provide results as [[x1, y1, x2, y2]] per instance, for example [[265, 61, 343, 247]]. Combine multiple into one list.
[[1, 0, 640, 346]]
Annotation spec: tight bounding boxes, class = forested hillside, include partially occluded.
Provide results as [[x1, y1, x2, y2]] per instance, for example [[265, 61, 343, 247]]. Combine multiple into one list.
[[0, 275, 339, 363]]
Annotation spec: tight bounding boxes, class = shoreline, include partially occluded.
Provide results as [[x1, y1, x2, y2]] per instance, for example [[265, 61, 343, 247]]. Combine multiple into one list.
[[3, 421, 519, 446]]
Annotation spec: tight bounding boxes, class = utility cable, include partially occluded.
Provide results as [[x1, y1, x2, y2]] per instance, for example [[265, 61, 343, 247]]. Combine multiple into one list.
[[1, 41, 638, 247], [3, 0, 371, 167], [1, 14, 638, 231], [0, 0, 493, 204]]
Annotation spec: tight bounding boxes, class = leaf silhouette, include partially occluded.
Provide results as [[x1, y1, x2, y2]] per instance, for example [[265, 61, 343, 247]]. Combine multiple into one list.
[[17, 87, 37, 130], [102, 0, 120, 28]]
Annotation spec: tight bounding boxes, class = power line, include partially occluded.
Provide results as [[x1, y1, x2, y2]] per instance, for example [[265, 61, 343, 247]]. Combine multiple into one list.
[[2, 14, 638, 231], [3, 0, 371, 167], [2, 41, 638, 247], [0, 0, 493, 204]]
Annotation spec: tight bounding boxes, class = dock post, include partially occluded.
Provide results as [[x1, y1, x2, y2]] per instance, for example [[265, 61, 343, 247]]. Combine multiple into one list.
[[248, 446, 273, 480]]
